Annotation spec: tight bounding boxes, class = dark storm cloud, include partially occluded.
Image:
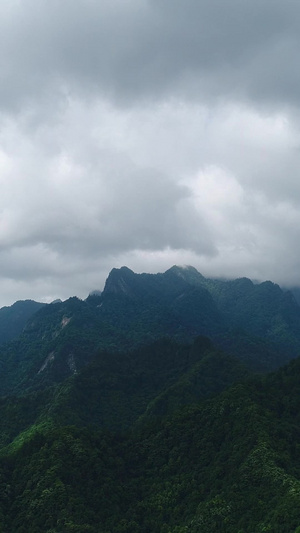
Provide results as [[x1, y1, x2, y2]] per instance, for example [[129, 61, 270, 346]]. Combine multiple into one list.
[[1, 0, 300, 110]]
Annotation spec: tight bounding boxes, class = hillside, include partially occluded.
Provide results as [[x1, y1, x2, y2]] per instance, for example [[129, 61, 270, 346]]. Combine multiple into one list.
[[0, 341, 299, 531], [0, 266, 298, 396], [0, 266, 298, 530], [0, 300, 45, 346]]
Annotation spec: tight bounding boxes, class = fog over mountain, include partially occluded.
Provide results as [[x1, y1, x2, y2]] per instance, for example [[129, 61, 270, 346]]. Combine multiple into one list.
[[0, 1, 300, 305]]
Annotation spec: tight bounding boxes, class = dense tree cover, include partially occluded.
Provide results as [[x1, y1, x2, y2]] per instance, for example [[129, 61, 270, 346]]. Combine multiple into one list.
[[0, 353, 300, 531], [0, 337, 248, 443]]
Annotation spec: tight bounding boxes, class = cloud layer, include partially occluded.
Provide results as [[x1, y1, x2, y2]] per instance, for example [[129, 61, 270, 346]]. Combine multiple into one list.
[[0, 1, 299, 304]]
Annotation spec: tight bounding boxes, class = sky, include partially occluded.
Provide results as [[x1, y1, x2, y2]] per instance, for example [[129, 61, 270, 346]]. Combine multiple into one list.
[[0, 0, 300, 305]]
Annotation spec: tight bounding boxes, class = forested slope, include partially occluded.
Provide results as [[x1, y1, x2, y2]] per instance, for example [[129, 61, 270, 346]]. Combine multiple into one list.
[[0, 267, 298, 530], [0, 348, 299, 531], [0, 266, 299, 396]]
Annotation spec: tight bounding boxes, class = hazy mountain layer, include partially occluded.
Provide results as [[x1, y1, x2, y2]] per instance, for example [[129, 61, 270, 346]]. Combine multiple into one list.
[[0, 300, 45, 346]]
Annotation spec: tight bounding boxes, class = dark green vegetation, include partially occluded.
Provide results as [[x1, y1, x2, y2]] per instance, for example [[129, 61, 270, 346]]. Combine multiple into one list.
[[0, 265, 299, 396], [0, 267, 299, 531], [0, 300, 45, 346]]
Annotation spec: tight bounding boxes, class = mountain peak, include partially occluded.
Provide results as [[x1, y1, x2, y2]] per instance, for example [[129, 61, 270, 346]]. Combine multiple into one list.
[[103, 266, 135, 296], [165, 265, 205, 284]]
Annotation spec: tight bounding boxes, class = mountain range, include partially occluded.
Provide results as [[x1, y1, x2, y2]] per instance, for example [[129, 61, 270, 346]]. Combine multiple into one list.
[[0, 266, 300, 531]]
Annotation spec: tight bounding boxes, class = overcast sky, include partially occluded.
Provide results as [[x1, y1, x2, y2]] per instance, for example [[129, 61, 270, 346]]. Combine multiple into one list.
[[0, 0, 300, 305]]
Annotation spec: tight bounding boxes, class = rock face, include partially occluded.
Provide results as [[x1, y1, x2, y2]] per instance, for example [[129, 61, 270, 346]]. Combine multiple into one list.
[[102, 266, 136, 296]]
